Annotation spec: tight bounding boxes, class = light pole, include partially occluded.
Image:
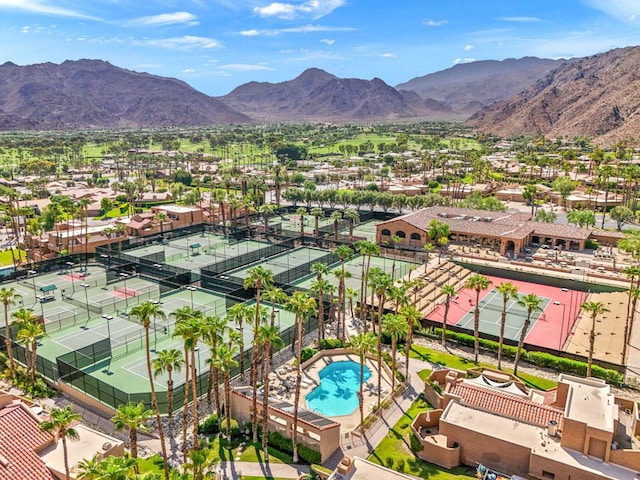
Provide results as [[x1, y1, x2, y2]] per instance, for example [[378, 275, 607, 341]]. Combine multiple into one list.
[[28, 270, 37, 295], [554, 301, 566, 351], [186, 285, 196, 308], [120, 273, 129, 308], [275, 308, 281, 330], [67, 262, 76, 293], [81, 283, 91, 320]]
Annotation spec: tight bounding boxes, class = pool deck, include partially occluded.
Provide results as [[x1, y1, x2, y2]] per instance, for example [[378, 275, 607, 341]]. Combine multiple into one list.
[[273, 352, 393, 432]]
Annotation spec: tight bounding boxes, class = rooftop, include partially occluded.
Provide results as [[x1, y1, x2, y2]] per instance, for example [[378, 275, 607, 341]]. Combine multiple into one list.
[[560, 375, 616, 432], [328, 456, 420, 480]]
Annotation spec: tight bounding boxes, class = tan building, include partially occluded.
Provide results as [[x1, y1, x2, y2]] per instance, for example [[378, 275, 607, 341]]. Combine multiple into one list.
[[150, 205, 203, 229], [414, 370, 640, 480], [230, 386, 341, 462], [376, 206, 595, 256]]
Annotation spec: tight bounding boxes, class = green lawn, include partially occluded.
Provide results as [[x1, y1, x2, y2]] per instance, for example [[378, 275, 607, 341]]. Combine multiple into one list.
[[368, 395, 475, 479], [241, 477, 290, 480], [0, 249, 25, 267], [418, 369, 432, 382], [409, 344, 557, 391]]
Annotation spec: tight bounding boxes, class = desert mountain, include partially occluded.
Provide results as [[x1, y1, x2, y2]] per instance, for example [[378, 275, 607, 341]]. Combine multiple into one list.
[[0, 59, 251, 130], [467, 46, 640, 144], [397, 57, 565, 114], [218, 68, 453, 122]]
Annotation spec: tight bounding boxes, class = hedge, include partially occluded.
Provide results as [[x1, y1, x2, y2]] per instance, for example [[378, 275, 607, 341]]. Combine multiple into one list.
[[319, 338, 342, 349], [419, 328, 625, 386], [267, 431, 322, 464], [198, 413, 219, 434]]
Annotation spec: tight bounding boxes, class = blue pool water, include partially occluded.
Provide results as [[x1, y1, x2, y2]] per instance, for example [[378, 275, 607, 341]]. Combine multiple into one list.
[[305, 360, 371, 417]]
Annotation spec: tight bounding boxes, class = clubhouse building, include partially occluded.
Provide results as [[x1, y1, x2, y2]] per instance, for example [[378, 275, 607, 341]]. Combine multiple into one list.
[[376, 206, 620, 257]]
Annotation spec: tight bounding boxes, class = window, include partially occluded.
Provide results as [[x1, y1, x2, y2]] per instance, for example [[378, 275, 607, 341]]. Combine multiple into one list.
[[381, 229, 391, 236], [542, 471, 555, 479], [395, 231, 406, 238], [410, 233, 421, 240]]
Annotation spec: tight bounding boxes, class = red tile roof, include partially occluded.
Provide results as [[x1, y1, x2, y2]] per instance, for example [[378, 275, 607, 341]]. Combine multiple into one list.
[[448, 382, 564, 431], [0, 403, 55, 480]]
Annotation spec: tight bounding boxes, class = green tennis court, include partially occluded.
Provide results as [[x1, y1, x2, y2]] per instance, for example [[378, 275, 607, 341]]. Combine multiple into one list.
[[225, 246, 331, 279], [455, 288, 551, 342]]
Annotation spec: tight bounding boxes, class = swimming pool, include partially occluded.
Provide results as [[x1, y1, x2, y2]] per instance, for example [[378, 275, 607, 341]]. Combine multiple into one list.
[[305, 360, 371, 417]]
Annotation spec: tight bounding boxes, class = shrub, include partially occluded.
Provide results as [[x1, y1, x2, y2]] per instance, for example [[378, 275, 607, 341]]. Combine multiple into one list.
[[219, 417, 240, 437], [319, 338, 342, 350], [300, 347, 317, 364], [198, 413, 219, 434], [267, 431, 321, 464]]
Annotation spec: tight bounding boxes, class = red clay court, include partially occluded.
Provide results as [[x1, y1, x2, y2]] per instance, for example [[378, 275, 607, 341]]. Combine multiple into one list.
[[426, 275, 587, 351]]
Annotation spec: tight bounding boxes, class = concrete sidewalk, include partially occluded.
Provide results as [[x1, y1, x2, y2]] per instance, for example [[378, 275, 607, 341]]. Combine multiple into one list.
[[217, 460, 310, 479]]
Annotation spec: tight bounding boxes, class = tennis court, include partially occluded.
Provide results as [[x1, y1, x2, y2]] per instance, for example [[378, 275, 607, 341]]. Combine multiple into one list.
[[349, 220, 383, 240], [225, 246, 332, 280], [427, 275, 588, 351]]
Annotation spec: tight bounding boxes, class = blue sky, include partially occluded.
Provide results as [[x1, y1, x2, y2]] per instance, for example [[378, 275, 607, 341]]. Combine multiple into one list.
[[1, 0, 640, 96]]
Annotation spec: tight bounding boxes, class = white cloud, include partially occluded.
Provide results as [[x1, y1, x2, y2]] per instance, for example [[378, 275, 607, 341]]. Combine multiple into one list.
[[21, 25, 30, 33], [0, 0, 98, 19], [320, 38, 334, 45], [182, 68, 197, 73], [453, 57, 476, 64], [498, 16, 541, 23], [237, 24, 355, 36], [254, 0, 345, 20], [464, 44, 474, 51], [422, 19, 448, 27], [127, 12, 199, 27], [584, 0, 640, 22], [136, 35, 222, 50], [380, 53, 396, 58], [217, 63, 275, 71]]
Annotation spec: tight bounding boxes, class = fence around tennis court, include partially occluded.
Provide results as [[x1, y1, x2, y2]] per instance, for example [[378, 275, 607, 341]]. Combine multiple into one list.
[[61, 285, 159, 316]]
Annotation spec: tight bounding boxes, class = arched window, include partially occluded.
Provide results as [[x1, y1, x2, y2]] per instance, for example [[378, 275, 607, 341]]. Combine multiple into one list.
[[410, 233, 421, 240], [381, 229, 391, 236], [395, 231, 406, 238]]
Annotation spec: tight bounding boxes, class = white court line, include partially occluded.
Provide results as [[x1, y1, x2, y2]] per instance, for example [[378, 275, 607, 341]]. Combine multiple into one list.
[[120, 339, 185, 388]]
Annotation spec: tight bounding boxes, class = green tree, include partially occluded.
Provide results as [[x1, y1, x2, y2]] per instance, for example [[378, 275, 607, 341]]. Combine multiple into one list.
[[522, 184, 539, 215], [440, 284, 457, 347], [347, 332, 377, 426], [256, 324, 283, 458], [354, 240, 380, 331], [310, 262, 330, 342], [152, 348, 184, 421], [552, 176, 576, 208], [382, 313, 408, 391], [514, 293, 543, 376], [14, 309, 46, 383], [0, 287, 18, 379], [40, 406, 82, 480], [610, 206, 634, 231], [581, 301, 610, 377], [111, 402, 153, 469], [534, 209, 557, 223], [496, 282, 519, 370], [464, 274, 492, 363], [400, 304, 420, 380], [212, 344, 238, 439]]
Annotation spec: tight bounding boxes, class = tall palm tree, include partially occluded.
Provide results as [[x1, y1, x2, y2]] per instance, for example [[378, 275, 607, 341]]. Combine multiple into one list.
[[287, 291, 317, 463], [440, 284, 457, 347], [172, 308, 203, 455], [382, 313, 408, 391], [226, 303, 250, 381], [200, 314, 226, 418], [335, 245, 354, 345], [129, 301, 170, 480], [256, 324, 283, 458], [40, 406, 82, 480], [111, 402, 153, 470], [496, 282, 519, 370], [514, 293, 544, 376], [211, 344, 238, 440], [354, 240, 380, 329], [400, 304, 420, 380], [0, 286, 18, 379], [423, 242, 435, 266], [464, 274, 492, 363], [622, 265, 640, 363], [330, 210, 342, 240], [346, 287, 358, 318], [343, 209, 359, 241], [77, 455, 137, 480], [581, 301, 610, 377], [310, 262, 329, 342], [152, 349, 184, 421], [310, 206, 324, 238], [243, 266, 274, 443], [347, 332, 377, 426], [14, 311, 45, 383], [296, 206, 308, 237], [370, 271, 393, 410], [170, 306, 194, 463]]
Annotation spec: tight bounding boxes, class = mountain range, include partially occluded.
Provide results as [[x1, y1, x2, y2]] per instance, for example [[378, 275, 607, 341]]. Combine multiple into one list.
[[2, 47, 640, 143]]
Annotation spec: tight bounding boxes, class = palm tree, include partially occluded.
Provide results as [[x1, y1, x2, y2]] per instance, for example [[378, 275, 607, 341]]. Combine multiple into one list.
[[286, 291, 317, 463], [40, 406, 81, 480], [243, 266, 274, 442], [211, 344, 238, 440], [226, 303, 250, 381], [172, 308, 203, 455], [170, 306, 194, 463], [423, 242, 435, 265], [354, 240, 380, 329], [310, 206, 324, 238], [346, 287, 358, 318], [200, 315, 226, 418], [581, 301, 610, 377], [496, 282, 519, 370], [14, 311, 45, 382], [370, 271, 393, 410], [400, 304, 420, 380], [622, 265, 640, 363], [347, 332, 377, 426], [111, 402, 153, 470], [382, 313, 408, 391], [310, 262, 329, 342], [129, 301, 170, 479], [514, 293, 544, 376], [0, 286, 18, 379], [256, 324, 283, 458], [296, 206, 308, 237], [152, 349, 184, 421], [464, 274, 492, 363], [335, 245, 354, 345], [329, 210, 342, 240], [343, 209, 360, 241], [77, 455, 137, 480], [440, 284, 457, 347]]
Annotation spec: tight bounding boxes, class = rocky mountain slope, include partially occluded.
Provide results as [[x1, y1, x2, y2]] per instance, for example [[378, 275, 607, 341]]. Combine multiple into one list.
[[218, 68, 454, 122], [0, 59, 251, 130], [467, 46, 640, 144], [397, 57, 566, 113]]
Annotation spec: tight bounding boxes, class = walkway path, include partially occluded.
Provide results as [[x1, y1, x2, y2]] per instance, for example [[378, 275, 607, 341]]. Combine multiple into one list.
[[217, 460, 310, 479]]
